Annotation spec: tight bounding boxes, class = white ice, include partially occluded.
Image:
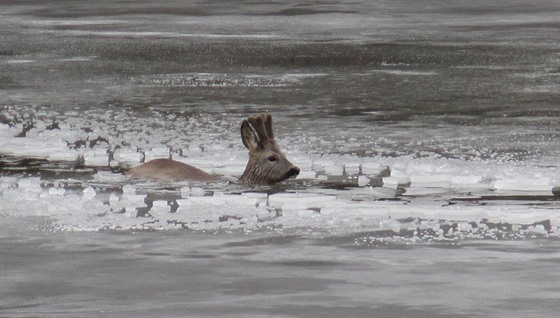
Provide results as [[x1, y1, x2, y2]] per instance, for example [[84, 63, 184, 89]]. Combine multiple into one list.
[[0, 109, 558, 237]]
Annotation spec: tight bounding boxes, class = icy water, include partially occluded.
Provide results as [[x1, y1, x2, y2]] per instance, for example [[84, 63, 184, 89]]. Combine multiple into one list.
[[1, 1, 559, 317]]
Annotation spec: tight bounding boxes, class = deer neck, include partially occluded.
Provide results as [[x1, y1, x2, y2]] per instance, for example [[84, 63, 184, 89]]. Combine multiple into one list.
[[239, 157, 262, 185]]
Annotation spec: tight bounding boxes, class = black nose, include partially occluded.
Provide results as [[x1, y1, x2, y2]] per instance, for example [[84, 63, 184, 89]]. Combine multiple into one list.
[[287, 167, 300, 178]]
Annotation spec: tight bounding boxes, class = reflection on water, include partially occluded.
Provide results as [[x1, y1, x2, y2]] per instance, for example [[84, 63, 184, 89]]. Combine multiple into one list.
[[1, 0, 559, 317]]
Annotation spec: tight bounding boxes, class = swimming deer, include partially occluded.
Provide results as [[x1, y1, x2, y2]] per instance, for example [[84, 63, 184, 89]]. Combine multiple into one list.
[[127, 114, 300, 185]]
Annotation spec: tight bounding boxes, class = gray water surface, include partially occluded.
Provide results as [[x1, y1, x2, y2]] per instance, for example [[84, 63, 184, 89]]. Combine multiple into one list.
[[1, 218, 559, 318], [1, 1, 559, 317]]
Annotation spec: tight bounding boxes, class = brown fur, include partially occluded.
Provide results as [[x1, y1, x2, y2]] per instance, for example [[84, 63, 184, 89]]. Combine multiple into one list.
[[127, 158, 218, 182], [127, 114, 299, 185], [238, 114, 299, 185]]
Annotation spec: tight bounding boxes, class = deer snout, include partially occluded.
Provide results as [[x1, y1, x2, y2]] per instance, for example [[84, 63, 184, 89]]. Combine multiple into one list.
[[287, 166, 300, 178]]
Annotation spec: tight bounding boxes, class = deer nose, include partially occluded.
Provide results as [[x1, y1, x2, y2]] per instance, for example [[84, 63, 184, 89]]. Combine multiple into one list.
[[287, 166, 300, 178]]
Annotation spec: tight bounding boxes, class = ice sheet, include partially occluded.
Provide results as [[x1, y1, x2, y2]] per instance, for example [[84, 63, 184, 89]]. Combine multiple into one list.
[[1, 107, 558, 238]]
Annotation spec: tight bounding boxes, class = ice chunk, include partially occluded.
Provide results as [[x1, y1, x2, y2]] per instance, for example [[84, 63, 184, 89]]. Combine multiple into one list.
[[325, 165, 344, 176], [17, 177, 42, 193], [403, 187, 451, 196], [82, 149, 109, 166], [290, 155, 313, 170], [150, 203, 171, 219], [120, 194, 147, 206], [240, 192, 268, 207], [109, 192, 119, 205], [344, 162, 361, 175], [109, 160, 121, 169], [296, 170, 317, 180], [145, 147, 170, 161], [112, 147, 143, 166], [175, 199, 192, 208], [48, 149, 79, 162], [182, 194, 259, 207], [48, 187, 66, 195], [82, 186, 96, 199], [1, 137, 57, 158], [180, 186, 191, 198], [361, 162, 388, 176], [241, 192, 268, 199], [93, 171, 126, 183], [358, 175, 370, 187], [122, 184, 136, 194], [153, 200, 170, 208], [312, 159, 332, 173], [378, 218, 403, 233], [190, 187, 206, 197], [0, 177, 18, 192], [268, 193, 336, 209], [494, 177, 552, 192], [382, 176, 409, 189]]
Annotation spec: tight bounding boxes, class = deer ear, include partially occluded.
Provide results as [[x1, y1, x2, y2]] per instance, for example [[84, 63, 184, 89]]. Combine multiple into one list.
[[263, 114, 274, 140], [241, 119, 261, 151]]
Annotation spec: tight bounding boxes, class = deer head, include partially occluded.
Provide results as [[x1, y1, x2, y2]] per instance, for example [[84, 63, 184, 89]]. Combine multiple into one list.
[[239, 114, 300, 185]]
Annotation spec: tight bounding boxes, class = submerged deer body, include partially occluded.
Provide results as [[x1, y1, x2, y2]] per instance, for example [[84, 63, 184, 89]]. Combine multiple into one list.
[[127, 114, 299, 185]]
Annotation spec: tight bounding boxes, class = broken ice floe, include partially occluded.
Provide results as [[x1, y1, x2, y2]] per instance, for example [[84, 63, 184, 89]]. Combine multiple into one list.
[[1, 174, 558, 240], [1, 106, 559, 239]]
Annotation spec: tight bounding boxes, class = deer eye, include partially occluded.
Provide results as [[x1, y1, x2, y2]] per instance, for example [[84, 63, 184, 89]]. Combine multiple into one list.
[[267, 155, 278, 162]]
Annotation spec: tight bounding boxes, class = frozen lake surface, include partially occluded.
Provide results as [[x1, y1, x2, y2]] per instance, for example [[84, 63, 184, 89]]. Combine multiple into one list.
[[1, 1, 559, 317]]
